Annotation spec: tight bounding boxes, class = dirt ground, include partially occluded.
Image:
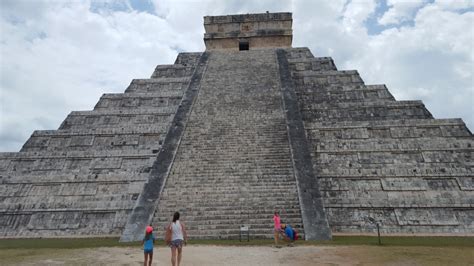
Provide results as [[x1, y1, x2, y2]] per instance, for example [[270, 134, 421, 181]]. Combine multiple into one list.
[[2, 245, 473, 265]]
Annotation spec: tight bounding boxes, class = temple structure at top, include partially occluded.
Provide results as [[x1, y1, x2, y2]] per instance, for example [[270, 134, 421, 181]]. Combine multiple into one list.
[[203, 12, 292, 50]]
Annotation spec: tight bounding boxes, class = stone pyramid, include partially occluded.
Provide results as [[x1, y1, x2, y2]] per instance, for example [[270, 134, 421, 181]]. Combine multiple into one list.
[[0, 12, 472, 241]]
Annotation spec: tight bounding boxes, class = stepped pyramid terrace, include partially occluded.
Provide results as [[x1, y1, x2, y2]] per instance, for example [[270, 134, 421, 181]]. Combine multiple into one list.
[[0, 12, 472, 241]]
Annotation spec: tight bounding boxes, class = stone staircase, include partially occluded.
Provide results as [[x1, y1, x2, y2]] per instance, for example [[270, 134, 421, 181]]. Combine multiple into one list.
[[284, 47, 473, 234], [0, 53, 201, 237], [151, 50, 304, 239]]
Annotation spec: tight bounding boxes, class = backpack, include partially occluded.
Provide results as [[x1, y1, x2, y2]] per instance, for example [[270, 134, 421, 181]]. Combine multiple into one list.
[[293, 229, 298, 241], [165, 224, 172, 244]]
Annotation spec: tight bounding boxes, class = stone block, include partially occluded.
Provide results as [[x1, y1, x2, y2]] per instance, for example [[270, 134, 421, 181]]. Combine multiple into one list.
[[121, 158, 153, 172], [69, 136, 94, 147], [319, 178, 382, 191], [381, 178, 427, 191], [28, 184, 61, 196], [415, 126, 442, 137], [0, 214, 31, 231], [125, 78, 188, 94], [65, 158, 92, 171], [0, 183, 23, 197], [59, 183, 98, 196], [326, 208, 398, 227], [49, 137, 71, 149], [387, 191, 469, 207], [0, 158, 11, 171], [395, 209, 459, 226], [10, 159, 36, 172], [112, 135, 139, 146], [456, 177, 473, 191], [27, 212, 82, 230], [174, 52, 202, 65], [23, 136, 49, 149], [441, 125, 472, 137], [318, 153, 359, 165], [113, 210, 130, 229], [35, 158, 65, 171], [426, 178, 459, 190], [423, 150, 471, 163], [127, 181, 145, 194], [90, 158, 122, 169], [358, 151, 424, 164], [455, 209, 474, 226], [79, 211, 116, 231], [97, 183, 128, 195]]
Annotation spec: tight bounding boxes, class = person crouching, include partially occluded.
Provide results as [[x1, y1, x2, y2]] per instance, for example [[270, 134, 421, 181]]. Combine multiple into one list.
[[280, 224, 296, 246]]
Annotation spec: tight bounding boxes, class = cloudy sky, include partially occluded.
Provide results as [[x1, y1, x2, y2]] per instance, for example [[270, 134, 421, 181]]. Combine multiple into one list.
[[0, 0, 473, 151]]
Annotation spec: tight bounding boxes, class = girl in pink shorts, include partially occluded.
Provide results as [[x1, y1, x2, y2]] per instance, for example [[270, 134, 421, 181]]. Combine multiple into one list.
[[273, 211, 282, 246]]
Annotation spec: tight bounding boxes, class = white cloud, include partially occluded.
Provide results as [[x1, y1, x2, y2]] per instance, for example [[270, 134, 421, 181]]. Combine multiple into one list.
[[343, 0, 377, 31], [0, 0, 473, 151], [433, 0, 474, 11], [378, 0, 428, 25], [346, 2, 473, 126]]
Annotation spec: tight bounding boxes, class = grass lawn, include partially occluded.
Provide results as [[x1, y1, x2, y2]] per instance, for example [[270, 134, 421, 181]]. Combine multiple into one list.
[[1, 235, 472, 249]]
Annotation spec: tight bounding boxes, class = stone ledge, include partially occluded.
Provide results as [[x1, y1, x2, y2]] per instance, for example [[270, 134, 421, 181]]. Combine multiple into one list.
[[69, 107, 177, 116], [0, 150, 157, 159], [305, 118, 466, 129], [130, 77, 190, 84], [30, 126, 167, 136], [100, 92, 182, 99], [303, 100, 424, 110], [204, 12, 292, 24], [204, 29, 293, 39]]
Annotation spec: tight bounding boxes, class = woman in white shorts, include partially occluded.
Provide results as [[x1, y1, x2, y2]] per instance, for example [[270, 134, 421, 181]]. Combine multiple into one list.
[[167, 212, 188, 266]]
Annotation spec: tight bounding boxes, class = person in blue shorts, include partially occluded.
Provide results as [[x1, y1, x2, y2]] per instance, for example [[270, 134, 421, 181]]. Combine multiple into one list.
[[280, 224, 295, 246], [142, 225, 155, 266]]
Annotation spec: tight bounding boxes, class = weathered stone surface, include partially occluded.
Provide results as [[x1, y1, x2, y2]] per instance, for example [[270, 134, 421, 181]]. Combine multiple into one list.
[[204, 12, 292, 50], [0, 51, 200, 238], [284, 46, 473, 235], [148, 49, 307, 240], [120, 52, 208, 242], [1, 12, 472, 239]]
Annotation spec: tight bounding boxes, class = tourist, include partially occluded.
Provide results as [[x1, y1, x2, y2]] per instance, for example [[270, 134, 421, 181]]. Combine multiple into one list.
[[273, 211, 282, 246], [142, 225, 155, 266], [280, 224, 296, 246], [166, 212, 188, 266]]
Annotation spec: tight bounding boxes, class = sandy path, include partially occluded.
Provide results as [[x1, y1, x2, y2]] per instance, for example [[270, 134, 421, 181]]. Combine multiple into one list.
[[10, 245, 474, 265]]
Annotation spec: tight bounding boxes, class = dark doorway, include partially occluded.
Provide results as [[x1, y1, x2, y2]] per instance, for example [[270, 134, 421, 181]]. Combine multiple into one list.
[[239, 40, 249, 51]]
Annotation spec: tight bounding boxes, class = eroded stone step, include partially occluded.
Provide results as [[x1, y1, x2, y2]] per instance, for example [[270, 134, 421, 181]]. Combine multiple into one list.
[[59, 111, 174, 130], [124, 78, 190, 93], [315, 149, 472, 165], [284, 47, 314, 60], [315, 138, 473, 152], [174, 52, 202, 66], [302, 100, 432, 122], [288, 56, 337, 71], [322, 190, 472, 207], [296, 84, 395, 103], [319, 176, 473, 192], [292, 70, 364, 86], [306, 118, 471, 139], [94, 93, 182, 110], [150, 64, 195, 79], [0, 172, 149, 183]]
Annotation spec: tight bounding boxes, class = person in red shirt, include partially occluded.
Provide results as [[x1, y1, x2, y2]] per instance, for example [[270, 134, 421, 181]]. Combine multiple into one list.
[[273, 211, 282, 246]]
